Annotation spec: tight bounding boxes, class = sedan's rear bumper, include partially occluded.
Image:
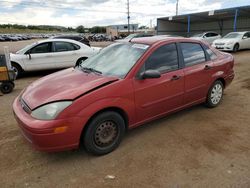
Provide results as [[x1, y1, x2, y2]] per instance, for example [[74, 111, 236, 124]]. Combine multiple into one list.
[[13, 97, 86, 152]]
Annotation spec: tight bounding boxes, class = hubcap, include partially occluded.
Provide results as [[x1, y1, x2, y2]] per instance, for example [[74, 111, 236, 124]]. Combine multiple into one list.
[[94, 121, 118, 147], [211, 84, 223, 105], [12, 66, 18, 76]]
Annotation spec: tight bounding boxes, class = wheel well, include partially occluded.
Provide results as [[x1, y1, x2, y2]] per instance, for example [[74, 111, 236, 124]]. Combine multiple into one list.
[[80, 107, 129, 143], [11, 61, 23, 71], [76, 57, 88, 66], [216, 78, 226, 88]]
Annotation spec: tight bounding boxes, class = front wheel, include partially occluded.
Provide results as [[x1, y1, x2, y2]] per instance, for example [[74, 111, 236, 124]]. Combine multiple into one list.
[[206, 80, 224, 108], [11, 63, 23, 78], [83, 111, 125, 155], [233, 43, 239, 52]]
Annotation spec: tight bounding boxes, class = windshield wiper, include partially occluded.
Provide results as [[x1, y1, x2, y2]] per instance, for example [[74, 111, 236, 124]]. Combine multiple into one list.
[[81, 66, 102, 75]]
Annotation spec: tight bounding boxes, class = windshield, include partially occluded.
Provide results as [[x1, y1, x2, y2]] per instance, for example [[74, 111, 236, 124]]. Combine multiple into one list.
[[192, 33, 203, 37], [223, 33, 242, 39], [16, 42, 38, 54], [79, 43, 149, 78]]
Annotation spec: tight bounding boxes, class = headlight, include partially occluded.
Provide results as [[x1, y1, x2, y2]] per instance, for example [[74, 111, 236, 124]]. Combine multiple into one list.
[[31, 101, 72, 120]]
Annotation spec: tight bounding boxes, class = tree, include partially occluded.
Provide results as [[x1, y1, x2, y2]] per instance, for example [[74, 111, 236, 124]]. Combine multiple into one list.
[[76, 25, 85, 33]]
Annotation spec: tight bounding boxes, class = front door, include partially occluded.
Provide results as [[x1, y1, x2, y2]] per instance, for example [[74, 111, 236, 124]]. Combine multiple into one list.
[[133, 43, 185, 123], [24, 42, 54, 71]]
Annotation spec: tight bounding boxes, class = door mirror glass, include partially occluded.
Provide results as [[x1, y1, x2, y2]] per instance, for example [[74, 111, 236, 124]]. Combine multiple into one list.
[[140, 70, 161, 79]]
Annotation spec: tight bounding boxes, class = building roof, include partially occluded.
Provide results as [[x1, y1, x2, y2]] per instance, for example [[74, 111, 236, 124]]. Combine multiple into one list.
[[158, 5, 250, 24]]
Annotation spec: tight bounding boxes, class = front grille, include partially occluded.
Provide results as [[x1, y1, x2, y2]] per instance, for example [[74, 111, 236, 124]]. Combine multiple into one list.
[[20, 97, 32, 114], [215, 43, 225, 45]]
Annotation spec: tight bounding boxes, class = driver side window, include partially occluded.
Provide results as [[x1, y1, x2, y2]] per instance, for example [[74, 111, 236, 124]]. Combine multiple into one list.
[[29, 42, 51, 54], [144, 43, 179, 73]]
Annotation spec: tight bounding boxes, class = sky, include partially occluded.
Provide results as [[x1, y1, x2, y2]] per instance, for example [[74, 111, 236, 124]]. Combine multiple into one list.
[[0, 0, 249, 28]]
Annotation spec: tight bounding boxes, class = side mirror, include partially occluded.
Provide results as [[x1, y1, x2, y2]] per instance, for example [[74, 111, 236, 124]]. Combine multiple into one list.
[[25, 51, 31, 59], [203, 35, 206, 38], [243, 36, 247, 39], [140, 70, 161, 79]]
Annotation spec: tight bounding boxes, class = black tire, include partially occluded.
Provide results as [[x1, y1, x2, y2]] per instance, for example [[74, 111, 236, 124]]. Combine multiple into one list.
[[11, 62, 23, 78], [206, 80, 224, 108], [75, 57, 88, 67], [0, 82, 14, 94], [233, 43, 239, 52], [83, 111, 125, 155]]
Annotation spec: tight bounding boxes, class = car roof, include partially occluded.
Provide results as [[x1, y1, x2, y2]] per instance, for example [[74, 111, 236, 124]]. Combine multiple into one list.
[[36, 38, 86, 45], [130, 36, 202, 45]]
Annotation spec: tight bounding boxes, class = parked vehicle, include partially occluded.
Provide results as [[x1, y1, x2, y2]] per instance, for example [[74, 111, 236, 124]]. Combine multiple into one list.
[[212, 31, 250, 52], [10, 39, 101, 77], [0, 36, 5, 42], [191, 32, 221, 44], [53, 35, 90, 46], [13, 37, 234, 155], [116, 33, 154, 42]]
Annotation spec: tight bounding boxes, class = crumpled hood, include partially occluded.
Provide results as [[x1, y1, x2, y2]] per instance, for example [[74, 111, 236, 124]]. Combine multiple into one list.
[[22, 68, 118, 110]]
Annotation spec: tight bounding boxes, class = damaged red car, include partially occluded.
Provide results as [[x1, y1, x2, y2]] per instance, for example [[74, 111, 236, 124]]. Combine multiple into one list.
[[13, 37, 235, 155]]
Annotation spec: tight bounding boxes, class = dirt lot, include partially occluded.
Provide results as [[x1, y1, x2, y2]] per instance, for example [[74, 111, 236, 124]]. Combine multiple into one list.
[[0, 40, 250, 188]]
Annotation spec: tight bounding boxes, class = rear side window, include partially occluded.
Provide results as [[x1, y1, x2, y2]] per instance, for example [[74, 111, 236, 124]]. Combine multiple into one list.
[[180, 43, 206, 67], [144, 43, 179, 73], [206, 48, 217, 60], [54, 42, 79, 52]]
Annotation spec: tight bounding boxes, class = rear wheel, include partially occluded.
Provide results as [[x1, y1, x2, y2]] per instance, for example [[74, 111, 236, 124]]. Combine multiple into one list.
[[0, 82, 14, 94], [206, 80, 224, 108], [75, 57, 88, 67], [83, 111, 125, 155], [233, 43, 239, 52]]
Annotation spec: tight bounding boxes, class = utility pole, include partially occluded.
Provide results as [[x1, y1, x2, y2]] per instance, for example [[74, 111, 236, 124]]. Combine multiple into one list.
[[127, 0, 130, 34], [176, 0, 179, 16]]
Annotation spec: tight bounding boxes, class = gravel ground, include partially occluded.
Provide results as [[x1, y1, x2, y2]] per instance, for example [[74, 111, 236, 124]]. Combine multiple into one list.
[[0, 40, 250, 188]]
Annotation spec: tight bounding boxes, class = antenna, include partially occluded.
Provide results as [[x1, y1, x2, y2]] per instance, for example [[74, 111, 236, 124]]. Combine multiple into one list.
[[127, 0, 130, 34], [176, 0, 179, 16]]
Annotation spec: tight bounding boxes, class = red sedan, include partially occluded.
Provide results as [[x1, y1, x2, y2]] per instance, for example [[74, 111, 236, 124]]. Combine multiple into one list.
[[13, 37, 235, 155]]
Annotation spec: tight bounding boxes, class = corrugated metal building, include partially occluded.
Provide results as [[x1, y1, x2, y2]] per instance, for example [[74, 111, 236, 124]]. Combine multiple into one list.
[[157, 6, 250, 37]]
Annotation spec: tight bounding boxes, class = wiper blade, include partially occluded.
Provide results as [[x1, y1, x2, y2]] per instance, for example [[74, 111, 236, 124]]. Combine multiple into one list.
[[81, 66, 102, 74]]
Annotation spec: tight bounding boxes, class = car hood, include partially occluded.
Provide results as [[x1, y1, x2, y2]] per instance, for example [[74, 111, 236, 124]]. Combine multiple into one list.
[[22, 68, 119, 110]]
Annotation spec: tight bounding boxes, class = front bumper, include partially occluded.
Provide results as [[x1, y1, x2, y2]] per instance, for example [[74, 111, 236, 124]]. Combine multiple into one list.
[[13, 97, 87, 152], [212, 44, 234, 51]]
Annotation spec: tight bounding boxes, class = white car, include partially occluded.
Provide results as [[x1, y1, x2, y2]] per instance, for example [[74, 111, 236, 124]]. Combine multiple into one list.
[[212, 31, 250, 52], [191, 32, 221, 44], [10, 39, 101, 77]]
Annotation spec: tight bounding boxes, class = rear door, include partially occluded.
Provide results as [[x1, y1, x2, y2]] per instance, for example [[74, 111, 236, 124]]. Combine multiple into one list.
[[179, 42, 215, 105], [52, 41, 81, 68], [133, 43, 185, 123]]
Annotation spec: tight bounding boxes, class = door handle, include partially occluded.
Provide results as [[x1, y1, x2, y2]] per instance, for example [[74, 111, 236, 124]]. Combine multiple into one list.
[[171, 75, 181, 81], [204, 65, 212, 70]]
